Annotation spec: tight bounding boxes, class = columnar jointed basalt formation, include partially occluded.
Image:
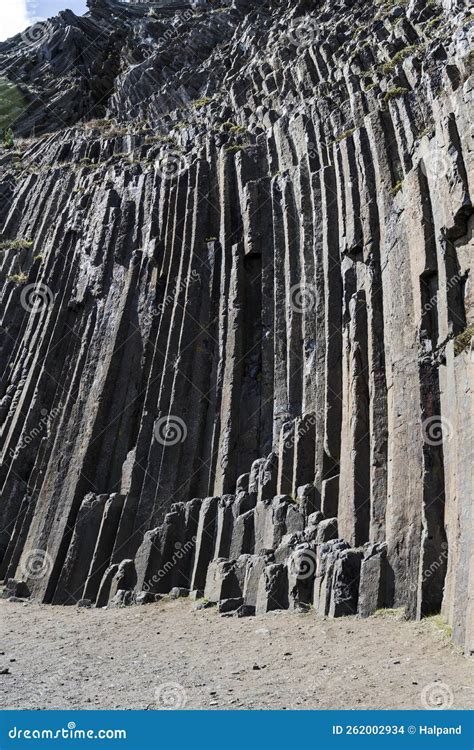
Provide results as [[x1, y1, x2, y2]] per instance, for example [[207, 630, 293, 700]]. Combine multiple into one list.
[[0, 0, 472, 652]]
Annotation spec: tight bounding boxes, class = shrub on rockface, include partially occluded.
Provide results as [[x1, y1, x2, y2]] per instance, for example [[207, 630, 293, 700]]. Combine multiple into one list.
[[0, 78, 27, 142], [454, 325, 474, 356]]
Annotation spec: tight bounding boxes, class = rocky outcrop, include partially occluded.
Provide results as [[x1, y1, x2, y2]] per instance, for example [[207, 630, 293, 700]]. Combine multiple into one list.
[[0, 0, 472, 654]]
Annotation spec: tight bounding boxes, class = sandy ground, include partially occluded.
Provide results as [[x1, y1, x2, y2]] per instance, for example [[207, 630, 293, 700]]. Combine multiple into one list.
[[1, 598, 472, 711]]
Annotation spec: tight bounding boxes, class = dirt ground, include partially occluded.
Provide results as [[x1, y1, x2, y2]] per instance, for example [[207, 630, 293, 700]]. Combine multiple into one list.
[[1, 598, 472, 711]]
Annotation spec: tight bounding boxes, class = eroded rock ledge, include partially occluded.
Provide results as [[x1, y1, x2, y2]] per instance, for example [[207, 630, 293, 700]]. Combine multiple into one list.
[[0, 0, 472, 654]]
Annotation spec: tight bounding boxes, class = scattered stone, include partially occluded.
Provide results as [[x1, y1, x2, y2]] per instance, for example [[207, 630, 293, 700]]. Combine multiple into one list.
[[108, 590, 134, 608], [235, 605, 255, 618], [135, 592, 161, 605], [169, 588, 189, 599], [218, 597, 243, 614], [2, 580, 30, 599], [195, 600, 215, 610]]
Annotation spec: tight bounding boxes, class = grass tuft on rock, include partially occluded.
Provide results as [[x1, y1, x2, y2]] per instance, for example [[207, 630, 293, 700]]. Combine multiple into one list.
[[373, 608, 406, 620], [8, 272, 29, 284], [192, 96, 214, 109], [384, 87, 409, 104], [0, 238, 33, 252], [453, 324, 474, 356], [428, 614, 453, 640], [381, 45, 419, 75]]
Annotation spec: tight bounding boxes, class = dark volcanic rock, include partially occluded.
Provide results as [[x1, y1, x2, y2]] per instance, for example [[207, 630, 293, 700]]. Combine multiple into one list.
[[2, 579, 30, 599], [218, 597, 244, 614], [0, 0, 472, 653], [256, 563, 289, 614], [358, 543, 388, 618]]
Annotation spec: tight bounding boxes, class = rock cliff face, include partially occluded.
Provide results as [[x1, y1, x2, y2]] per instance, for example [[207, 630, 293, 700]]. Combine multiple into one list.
[[0, 0, 472, 652]]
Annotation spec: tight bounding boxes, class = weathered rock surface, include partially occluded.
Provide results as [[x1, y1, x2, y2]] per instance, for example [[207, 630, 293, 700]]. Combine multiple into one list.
[[0, 0, 472, 653]]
